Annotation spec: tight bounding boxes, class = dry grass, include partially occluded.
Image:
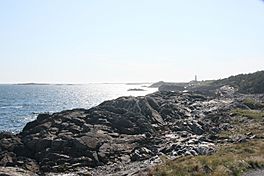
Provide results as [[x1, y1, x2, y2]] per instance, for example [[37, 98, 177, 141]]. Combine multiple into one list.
[[231, 109, 264, 121], [150, 140, 264, 176], [221, 109, 264, 139], [150, 109, 264, 176]]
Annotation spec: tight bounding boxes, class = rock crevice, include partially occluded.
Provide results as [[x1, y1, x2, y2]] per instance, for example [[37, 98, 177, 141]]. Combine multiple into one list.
[[0, 91, 247, 175]]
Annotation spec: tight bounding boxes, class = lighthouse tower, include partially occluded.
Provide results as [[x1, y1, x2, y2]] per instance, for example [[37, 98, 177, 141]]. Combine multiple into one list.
[[195, 75, 197, 82]]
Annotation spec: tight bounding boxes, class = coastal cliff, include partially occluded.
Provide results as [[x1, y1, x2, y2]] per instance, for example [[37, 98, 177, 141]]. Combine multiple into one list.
[[1, 72, 264, 175]]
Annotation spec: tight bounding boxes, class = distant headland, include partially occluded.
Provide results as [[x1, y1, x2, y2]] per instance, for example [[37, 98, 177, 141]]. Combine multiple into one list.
[[1, 70, 264, 175]]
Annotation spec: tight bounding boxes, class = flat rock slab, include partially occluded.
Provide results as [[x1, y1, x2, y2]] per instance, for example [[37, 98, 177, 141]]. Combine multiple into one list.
[[0, 167, 36, 176], [243, 169, 264, 176]]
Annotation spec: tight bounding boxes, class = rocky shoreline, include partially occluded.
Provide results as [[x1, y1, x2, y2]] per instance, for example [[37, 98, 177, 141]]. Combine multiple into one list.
[[0, 87, 263, 175]]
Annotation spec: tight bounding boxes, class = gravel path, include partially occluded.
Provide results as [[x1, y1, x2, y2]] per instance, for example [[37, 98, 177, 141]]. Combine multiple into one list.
[[243, 169, 264, 176]]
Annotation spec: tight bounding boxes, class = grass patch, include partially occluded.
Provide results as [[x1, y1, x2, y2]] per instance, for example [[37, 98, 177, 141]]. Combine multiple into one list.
[[231, 109, 264, 120], [242, 98, 264, 110], [150, 140, 264, 176], [150, 106, 264, 176], [218, 109, 264, 142]]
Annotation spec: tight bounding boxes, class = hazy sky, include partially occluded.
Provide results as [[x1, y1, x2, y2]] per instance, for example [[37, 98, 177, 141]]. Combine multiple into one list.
[[0, 0, 264, 83]]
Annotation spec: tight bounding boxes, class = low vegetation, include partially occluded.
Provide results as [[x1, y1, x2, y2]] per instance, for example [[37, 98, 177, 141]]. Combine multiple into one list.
[[231, 109, 264, 120], [150, 140, 264, 176], [212, 71, 264, 94], [242, 98, 264, 110], [150, 108, 264, 176]]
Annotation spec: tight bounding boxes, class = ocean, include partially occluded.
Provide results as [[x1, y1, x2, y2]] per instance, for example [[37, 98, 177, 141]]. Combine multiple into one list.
[[0, 84, 156, 133]]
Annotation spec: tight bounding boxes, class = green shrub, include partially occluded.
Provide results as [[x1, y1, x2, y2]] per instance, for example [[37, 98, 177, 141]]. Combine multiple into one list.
[[242, 98, 264, 110]]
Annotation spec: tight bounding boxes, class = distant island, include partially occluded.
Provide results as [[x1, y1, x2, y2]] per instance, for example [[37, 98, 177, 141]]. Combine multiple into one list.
[[127, 88, 146, 91], [15, 83, 50, 85]]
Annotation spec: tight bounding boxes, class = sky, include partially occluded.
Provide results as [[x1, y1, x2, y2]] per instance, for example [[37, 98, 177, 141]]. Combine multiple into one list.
[[0, 0, 264, 83]]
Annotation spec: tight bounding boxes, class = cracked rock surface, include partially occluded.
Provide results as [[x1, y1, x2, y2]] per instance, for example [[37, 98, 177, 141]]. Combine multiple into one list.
[[0, 89, 251, 175]]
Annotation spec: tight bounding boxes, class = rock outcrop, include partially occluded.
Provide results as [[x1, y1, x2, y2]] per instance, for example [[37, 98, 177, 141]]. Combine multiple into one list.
[[0, 90, 254, 175]]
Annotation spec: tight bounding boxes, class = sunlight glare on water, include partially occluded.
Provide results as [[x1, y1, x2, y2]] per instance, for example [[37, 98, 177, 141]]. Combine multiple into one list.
[[0, 84, 156, 132]]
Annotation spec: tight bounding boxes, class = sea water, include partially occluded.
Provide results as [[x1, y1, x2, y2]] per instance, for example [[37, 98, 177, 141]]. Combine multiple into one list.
[[0, 84, 156, 132]]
